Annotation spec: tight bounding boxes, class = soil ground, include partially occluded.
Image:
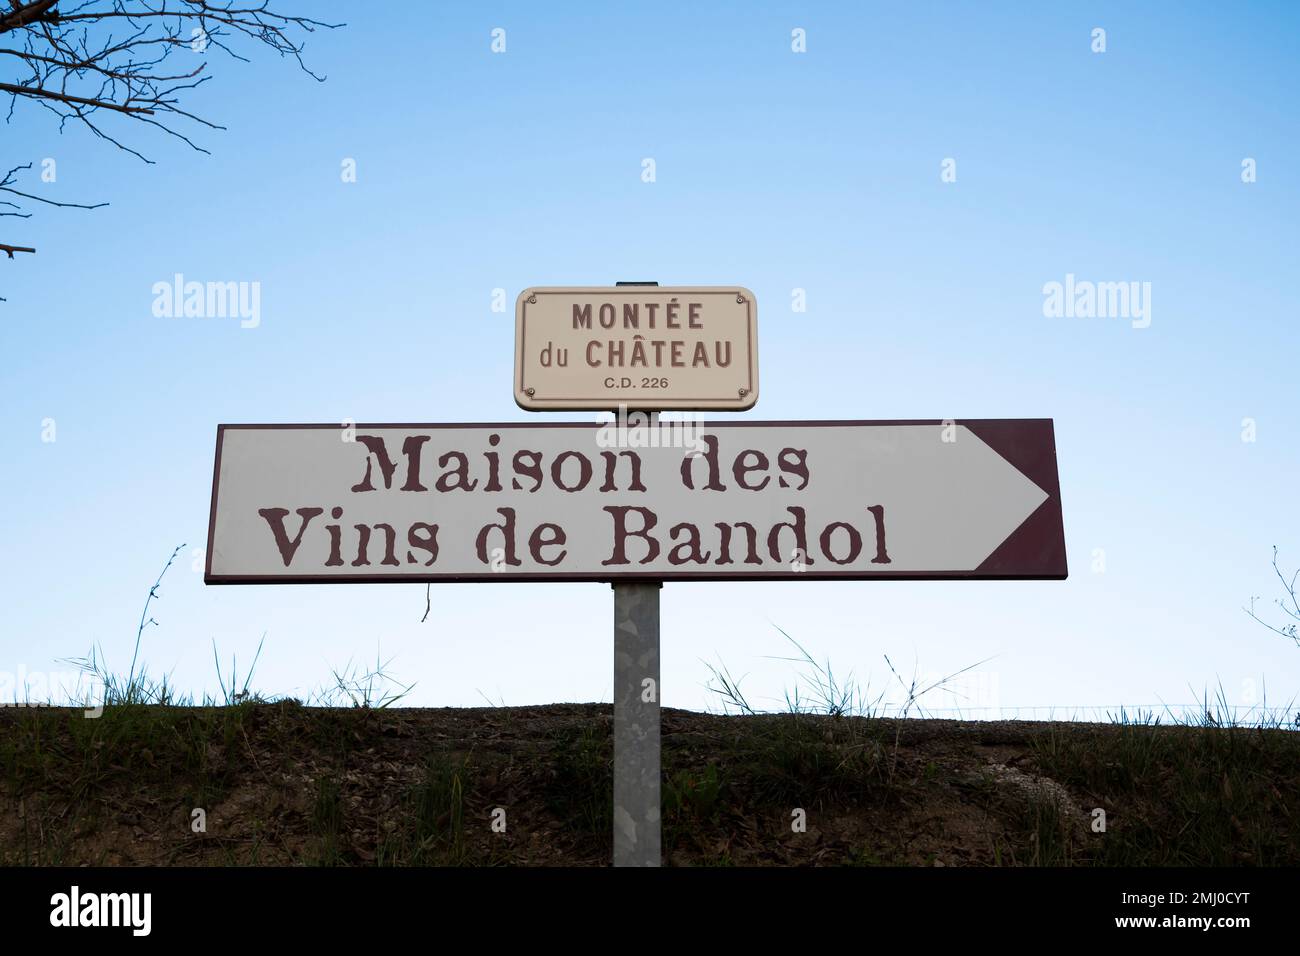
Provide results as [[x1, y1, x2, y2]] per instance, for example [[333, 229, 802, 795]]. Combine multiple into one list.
[[1, 702, 1296, 866]]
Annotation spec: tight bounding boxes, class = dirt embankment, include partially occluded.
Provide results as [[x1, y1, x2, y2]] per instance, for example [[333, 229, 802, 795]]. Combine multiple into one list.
[[1, 702, 1296, 866]]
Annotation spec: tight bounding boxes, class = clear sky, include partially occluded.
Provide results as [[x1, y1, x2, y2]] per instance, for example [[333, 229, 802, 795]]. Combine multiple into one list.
[[2, 2, 1297, 719]]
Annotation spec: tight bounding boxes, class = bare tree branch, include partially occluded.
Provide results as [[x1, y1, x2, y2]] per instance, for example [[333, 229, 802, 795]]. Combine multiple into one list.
[[1, 165, 108, 210], [1245, 546, 1300, 648], [0, 79, 157, 113], [0, 1, 61, 36], [3, 0, 343, 300]]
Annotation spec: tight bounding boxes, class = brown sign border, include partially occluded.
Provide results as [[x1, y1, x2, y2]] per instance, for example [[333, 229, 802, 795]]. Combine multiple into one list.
[[514, 286, 759, 411], [205, 419, 1067, 585]]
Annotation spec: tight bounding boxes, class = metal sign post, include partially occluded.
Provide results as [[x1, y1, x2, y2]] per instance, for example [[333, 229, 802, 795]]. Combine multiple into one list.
[[612, 580, 661, 867], [610, 284, 663, 867]]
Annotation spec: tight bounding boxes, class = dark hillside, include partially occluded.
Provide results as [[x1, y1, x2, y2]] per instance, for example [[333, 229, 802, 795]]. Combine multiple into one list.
[[2, 703, 1296, 866]]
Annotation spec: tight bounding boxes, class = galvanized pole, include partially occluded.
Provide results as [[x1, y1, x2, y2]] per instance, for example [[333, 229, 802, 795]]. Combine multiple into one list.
[[612, 579, 661, 866], [611, 280, 662, 867]]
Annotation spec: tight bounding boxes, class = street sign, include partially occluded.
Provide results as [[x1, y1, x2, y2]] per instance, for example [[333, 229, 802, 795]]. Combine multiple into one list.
[[514, 286, 758, 411], [204, 419, 1066, 583]]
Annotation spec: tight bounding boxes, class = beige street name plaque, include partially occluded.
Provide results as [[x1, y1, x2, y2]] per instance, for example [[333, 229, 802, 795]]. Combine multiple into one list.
[[514, 286, 758, 411]]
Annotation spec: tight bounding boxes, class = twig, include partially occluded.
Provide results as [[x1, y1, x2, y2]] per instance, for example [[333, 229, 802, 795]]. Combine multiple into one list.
[[129, 543, 186, 691]]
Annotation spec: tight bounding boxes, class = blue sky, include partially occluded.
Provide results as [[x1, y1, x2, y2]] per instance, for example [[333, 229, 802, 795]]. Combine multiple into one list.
[[2, 2, 1297, 718]]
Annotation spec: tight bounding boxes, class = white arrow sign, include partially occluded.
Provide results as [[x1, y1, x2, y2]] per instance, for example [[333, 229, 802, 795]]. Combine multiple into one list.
[[205, 420, 1066, 582]]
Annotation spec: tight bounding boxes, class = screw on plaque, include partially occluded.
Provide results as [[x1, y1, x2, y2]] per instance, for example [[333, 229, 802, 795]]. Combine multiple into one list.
[[736, 293, 745, 303], [528, 294, 537, 304], [738, 388, 748, 396], [525, 388, 535, 396]]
